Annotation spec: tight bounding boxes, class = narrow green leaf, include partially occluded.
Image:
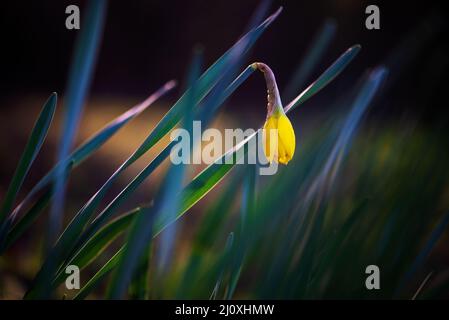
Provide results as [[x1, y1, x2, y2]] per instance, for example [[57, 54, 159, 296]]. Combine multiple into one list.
[[0, 93, 57, 223], [225, 167, 257, 299], [53, 208, 140, 287], [211, 232, 234, 300], [226, 265, 243, 300], [128, 243, 152, 300], [1, 160, 75, 253], [7, 81, 176, 239], [106, 205, 158, 299], [176, 171, 242, 298], [25, 142, 173, 299], [50, 0, 108, 245], [107, 47, 202, 300], [73, 141, 176, 255], [1, 189, 51, 253], [285, 44, 361, 113], [73, 248, 124, 300]]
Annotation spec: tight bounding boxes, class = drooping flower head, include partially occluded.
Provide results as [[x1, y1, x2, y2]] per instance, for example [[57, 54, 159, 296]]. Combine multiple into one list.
[[252, 62, 296, 165]]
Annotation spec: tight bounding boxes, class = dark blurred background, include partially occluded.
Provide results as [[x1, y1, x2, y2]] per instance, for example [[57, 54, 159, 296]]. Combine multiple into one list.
[[1, 0, 449, 299], [0, 0, 448, 121]]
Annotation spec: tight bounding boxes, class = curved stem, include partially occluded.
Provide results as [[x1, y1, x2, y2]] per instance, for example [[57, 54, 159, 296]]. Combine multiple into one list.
[[251, 62, 283, 116]]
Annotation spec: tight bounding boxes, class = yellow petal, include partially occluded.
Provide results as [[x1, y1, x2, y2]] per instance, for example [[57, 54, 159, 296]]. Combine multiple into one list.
[[262, 112, 296, 165], [262, 116, 277, 163], [277, 114, 295, 164]]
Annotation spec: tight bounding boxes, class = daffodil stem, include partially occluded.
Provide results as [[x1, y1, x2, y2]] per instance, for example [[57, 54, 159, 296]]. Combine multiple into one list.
[[251, 62, 283, 117]]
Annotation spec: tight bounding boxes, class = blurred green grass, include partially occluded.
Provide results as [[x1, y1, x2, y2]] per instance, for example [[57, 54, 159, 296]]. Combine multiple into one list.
[[1, 104, 448, 299]]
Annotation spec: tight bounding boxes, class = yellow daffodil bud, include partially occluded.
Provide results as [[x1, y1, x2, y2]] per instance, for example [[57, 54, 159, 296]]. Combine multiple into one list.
[[263, 108, 296, 164], [252, 62, 296, 164]]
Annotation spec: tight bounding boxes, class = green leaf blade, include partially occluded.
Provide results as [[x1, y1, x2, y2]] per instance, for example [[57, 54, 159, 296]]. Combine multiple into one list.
[[0, 93, 57, 223]]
